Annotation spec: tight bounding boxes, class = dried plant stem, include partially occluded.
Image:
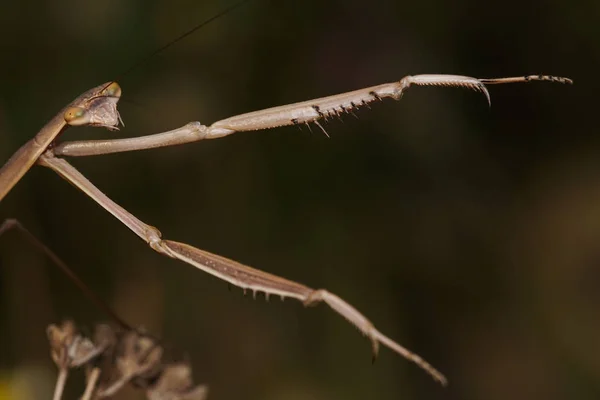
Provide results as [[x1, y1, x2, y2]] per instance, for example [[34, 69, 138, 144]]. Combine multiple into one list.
[[52, 368, 68, 400], [81, 367, 101, 400]]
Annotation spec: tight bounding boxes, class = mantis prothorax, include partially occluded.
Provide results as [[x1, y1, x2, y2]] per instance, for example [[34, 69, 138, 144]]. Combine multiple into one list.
[[0, 73, 573, 386]]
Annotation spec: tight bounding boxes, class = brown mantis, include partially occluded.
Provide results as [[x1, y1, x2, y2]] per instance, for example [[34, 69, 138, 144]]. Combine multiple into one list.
[[0, 70, 572, 386]]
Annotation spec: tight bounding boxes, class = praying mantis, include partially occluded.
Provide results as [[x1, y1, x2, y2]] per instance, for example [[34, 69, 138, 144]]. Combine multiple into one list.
[[0, 0, 574, 391], [0, 72, 572, 386]]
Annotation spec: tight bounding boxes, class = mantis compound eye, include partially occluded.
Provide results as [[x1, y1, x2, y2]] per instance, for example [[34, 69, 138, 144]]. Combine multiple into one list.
[[102, 82, 122, 98], [64, 106, 91, 126]]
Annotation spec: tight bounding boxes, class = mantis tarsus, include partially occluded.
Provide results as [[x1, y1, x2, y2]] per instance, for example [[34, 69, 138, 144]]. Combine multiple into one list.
[[0, 72, 572, 386]]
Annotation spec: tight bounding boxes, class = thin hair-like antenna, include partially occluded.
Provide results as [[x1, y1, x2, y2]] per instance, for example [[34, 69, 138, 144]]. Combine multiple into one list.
[[116, 0, 253, 82]]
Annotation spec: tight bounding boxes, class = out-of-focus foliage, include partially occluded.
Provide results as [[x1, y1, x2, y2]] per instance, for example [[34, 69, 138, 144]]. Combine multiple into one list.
[[0, 0, 594, 399]]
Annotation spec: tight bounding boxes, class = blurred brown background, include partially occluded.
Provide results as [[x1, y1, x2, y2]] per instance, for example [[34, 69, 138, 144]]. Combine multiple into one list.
[[0, 0, 594, 399]]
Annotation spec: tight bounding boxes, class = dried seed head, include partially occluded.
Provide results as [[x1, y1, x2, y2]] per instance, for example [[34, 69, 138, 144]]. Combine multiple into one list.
[[97, 330, 164, 397], [147, 363, 208, 400], [47, 321, 100, 369], [118, 330, 164, 379], [47, 321, 208, 399]]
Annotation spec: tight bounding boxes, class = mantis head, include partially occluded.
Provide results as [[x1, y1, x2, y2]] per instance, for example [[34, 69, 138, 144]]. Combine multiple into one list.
[[63, 81, 123, 131]]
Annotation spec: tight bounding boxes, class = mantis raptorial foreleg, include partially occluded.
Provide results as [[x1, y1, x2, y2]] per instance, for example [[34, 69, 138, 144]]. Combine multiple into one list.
[[37, 151, 448, 385], [52, 74, 572, 157]]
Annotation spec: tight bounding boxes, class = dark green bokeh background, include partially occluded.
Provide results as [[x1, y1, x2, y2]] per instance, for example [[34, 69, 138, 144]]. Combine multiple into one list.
[[0, 0, 595, 399]]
